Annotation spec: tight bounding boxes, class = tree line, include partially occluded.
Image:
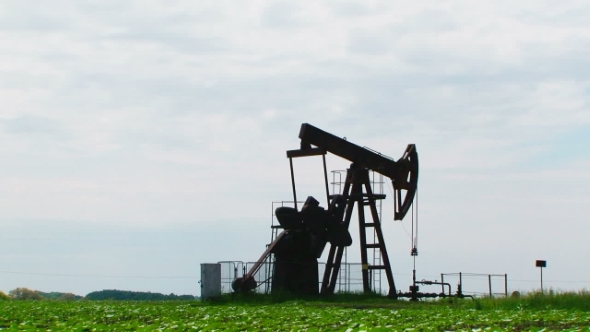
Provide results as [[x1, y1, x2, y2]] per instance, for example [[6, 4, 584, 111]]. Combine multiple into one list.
[[0, 288, 196, 301], [86, 290, 195, 301]]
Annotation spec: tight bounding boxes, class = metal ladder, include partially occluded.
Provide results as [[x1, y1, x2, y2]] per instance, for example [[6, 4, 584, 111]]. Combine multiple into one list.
[[332, 170, 384, 294], [370, 171, 384, 294], [330, 170, 349, 293]]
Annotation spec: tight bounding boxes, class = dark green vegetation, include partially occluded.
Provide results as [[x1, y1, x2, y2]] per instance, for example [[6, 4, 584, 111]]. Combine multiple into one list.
[[212, 289, 590, 311], [4, 288, 194, 301], [86, 289, 195, 301], [37, 291, 83, 301], [0, 291, 589, 331]]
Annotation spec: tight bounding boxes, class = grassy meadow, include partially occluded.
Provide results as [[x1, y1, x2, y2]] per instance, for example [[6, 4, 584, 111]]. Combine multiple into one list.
[[1, 290, 589, 331]]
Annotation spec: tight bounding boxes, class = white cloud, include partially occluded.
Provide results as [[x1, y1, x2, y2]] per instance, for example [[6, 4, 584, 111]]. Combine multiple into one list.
[[0, 0, 589, 295]]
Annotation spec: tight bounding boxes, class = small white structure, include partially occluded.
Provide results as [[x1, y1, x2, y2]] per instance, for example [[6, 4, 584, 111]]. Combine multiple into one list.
[[200, 263, 221, 300]]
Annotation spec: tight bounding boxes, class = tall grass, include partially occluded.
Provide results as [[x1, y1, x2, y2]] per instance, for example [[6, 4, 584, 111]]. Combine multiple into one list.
[[470, 289, 590, 311], [208, 289, 590, 311]]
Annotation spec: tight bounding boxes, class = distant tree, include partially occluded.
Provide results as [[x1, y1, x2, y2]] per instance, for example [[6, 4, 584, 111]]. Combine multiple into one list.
[[0, 291, 10, 301], [36, 291, 60, 300], [37, 291, 82, 301], [9, 287, 43, 300], [58, 293, 78, 301], [85, 289, 195, 301]]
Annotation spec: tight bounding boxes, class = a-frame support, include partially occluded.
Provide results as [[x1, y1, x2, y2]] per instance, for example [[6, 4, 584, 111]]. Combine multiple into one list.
[[320, 163, 398, 298]]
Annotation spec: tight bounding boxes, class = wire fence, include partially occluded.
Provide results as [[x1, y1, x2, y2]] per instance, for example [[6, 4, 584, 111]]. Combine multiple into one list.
[[441, 272, 509, 297], [1, 268, 587, 296], [218, 261, 370, 295]]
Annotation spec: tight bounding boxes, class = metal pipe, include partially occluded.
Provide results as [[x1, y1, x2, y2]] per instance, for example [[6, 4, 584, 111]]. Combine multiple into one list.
[[540, 267, 544, 294], [415, 280, 453, 296], [289, 157, 298, 210], [322, 154, 330, 205]]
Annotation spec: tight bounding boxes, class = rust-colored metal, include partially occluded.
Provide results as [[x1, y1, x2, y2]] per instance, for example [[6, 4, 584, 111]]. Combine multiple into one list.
[[320, 165, 397, 297], [293, 123, 419, 297], [297, 123, 418, 220], [233, 123, 419, 297], [232, 231, 287, 292]]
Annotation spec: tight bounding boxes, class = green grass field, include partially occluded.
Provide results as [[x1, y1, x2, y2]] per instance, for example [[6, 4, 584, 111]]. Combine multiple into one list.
[[1, 291, 589, 331]]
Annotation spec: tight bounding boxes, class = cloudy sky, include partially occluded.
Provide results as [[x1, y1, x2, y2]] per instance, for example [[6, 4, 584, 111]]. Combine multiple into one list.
[[1, 0, 589, 297]]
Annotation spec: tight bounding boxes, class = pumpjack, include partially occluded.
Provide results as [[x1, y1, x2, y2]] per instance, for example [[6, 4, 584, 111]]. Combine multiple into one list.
[[232, 123, 418, 298]]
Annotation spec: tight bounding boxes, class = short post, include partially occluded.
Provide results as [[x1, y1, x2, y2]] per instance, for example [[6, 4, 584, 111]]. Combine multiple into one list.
[[488, 274, 492, 297], [535, 260, 547, 294]]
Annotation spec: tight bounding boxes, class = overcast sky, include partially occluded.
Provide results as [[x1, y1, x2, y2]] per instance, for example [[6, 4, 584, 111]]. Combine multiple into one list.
[[1, 0, 589, 297]]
